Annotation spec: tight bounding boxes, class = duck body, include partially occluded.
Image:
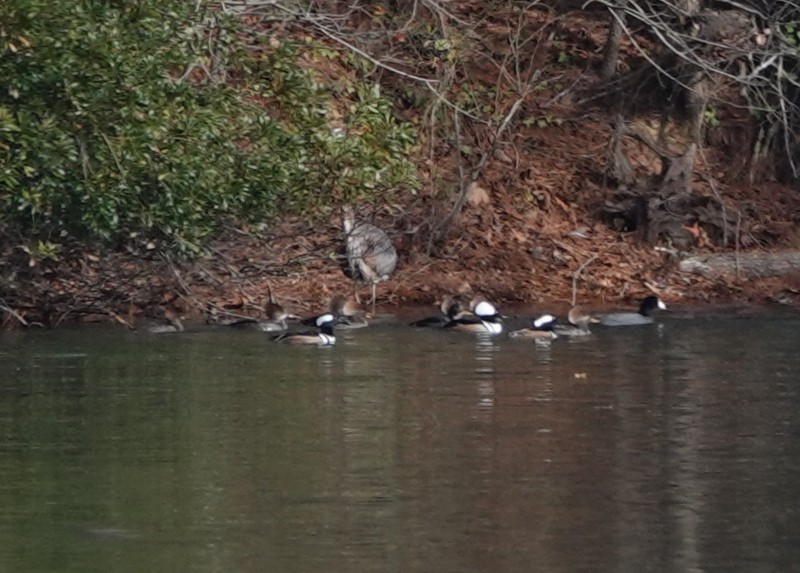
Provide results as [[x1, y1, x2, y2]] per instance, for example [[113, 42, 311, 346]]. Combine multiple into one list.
[[254, 319, 288, 332], [410, 294, 468, 328], [446, 316, 504, 334], [207, 286, 294, 332], [258, 285, 295, 331], [205, 306, 250, 327], [145, 319, 184, 334], [411, 315, 451, 328], [303, 296, 369, 330], [212, 316, 286, 331], [274, 317, 336, 346], [552, 323, 591, 337], [144, 308, 184, 334], [553, 306, 599, 337], [337, 314, 369, 329], [509, 314, 557, 340], [598, 296, 667, 327], [599, 312, 653, 327], [330, 295, 369, 329], [445, 298, 503, 334]]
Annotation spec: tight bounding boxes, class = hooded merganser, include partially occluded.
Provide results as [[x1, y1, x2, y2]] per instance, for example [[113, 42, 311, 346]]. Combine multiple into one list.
[[598, 295, 667, 327], [410, 294, 469, 328], [275, 314, 337, 345], [144, 307, 185, 333], [303, 295, 369, 329], [207, 287, 296, 331], [330, 294, 369, 329], [445, 297, 504, 334], [508, 314, 558, 340], [342, 205, 397, 314], [552, 306, 600, 337], [205, 302, 247, 326], [255, 285, 296, 332]]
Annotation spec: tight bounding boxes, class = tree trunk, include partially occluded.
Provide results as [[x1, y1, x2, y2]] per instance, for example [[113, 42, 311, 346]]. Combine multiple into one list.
[[600, 0, 628, 81], [680, 251, 800, 278]]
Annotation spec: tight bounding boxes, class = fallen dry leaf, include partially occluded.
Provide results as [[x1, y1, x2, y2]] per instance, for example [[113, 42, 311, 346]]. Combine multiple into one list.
[[466, 181, 491, 207]]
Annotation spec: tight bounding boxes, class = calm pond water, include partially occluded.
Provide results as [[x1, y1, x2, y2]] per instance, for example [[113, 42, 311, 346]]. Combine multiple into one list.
[[1, 310, 799, 573]]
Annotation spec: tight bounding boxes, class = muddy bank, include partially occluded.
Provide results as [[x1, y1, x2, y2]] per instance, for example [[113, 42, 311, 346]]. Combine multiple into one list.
[[3, 208, 800, 330]]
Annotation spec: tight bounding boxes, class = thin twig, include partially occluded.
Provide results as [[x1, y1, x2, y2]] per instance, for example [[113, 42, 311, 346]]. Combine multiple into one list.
[[697, 148, 729, 247], [109, 311, 135, 330], [571, 254, 599, 306], [0, 300, 28, 326], [472, 95, 526, 179], [264, 2, 439, 85], [735, 210, 742, 278]]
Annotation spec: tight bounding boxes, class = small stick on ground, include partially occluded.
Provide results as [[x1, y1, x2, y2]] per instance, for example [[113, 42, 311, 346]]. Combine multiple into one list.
[[643, 281, 662, 296], [0, 300, 28, 327], [109, 311, 134, 330]]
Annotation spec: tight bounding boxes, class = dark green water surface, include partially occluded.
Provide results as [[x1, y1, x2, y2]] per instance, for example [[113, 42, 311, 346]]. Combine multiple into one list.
[[1, 311, 799, 572]]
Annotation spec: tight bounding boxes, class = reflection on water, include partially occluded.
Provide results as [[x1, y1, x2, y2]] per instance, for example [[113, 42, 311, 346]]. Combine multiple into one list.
[[1, 314, 800, 572]]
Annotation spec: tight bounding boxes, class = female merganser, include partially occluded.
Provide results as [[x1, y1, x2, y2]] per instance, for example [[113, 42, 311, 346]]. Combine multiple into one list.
[[303, 295, 368, 329], [205, 286, 295, 331], [256, 285, 294, 332], [144, 307, 185, 334], [330, 294, 369, 329], [410, 294, 469, 328], [553, 306, 599, 337]]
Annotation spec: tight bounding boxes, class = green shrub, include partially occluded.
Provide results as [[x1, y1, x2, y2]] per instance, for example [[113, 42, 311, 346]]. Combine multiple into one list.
[[0, 0, 418, 252]]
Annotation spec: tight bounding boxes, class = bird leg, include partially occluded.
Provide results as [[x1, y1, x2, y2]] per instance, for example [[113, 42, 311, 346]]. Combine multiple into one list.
[[353, 282, 362, 305], [371, 282, 377, 315]]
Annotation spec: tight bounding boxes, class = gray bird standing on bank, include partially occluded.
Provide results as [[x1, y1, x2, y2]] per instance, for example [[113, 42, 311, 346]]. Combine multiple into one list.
[[342, 205, 397, 314]]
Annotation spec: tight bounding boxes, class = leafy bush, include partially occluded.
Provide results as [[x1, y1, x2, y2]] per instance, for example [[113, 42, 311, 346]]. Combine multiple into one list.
[[0, 0, 418, 252]]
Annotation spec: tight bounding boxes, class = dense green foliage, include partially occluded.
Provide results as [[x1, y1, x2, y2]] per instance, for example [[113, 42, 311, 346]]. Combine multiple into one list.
[[0, 0, 418, 251]]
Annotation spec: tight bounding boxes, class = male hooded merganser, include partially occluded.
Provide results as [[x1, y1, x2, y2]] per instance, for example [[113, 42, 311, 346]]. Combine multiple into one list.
[[508, 314, 558, 340], [445, 297, 504, 334], [411, 294, 469, 328], [275, 314, 337, 345], [598, 295, 667, 327], [552, 306, 600, 337]]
